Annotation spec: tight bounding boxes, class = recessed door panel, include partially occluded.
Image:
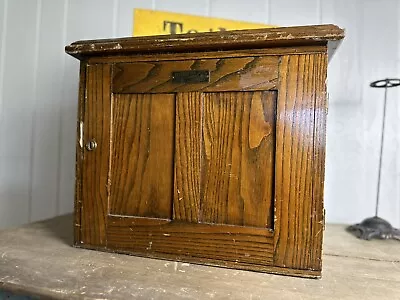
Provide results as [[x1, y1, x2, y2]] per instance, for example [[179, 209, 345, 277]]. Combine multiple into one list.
[[201, 91, 276, 228], [109, 94, 175, 219]]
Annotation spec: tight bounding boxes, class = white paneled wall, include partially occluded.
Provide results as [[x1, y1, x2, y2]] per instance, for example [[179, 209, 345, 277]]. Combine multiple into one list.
[[362, 1, 399, 226], [0, 0, 39, 227], [31, 0, 65, 221], [155, 0, 209, 16], [269, 0, 320, 26], [0, 0, 399, 229], [210, 0, 268, 23]]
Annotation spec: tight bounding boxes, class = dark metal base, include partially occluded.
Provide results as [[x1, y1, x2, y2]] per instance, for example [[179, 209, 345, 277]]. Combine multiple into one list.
[[346, 216, 400, 241]]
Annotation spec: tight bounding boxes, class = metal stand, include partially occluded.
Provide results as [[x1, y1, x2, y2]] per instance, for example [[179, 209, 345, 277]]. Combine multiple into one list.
[[347, 78, 400, 240]]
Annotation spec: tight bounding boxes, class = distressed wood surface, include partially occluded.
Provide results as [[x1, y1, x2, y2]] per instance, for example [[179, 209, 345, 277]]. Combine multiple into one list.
[[88, 45, 327, 64], [80, 64, 111, 247], [65, 24, 344, 60], [273, 54, 327, 270], [202, 91, 276, 228], [310, 54, 328, 271], [174, 91, 276, 227], [109, 94, 175, 218], [112, 56, 279, 93], [74, 62, 86, 244], [106, 217, 274, 268], [0, 215, 399, 300], [174, 93, 202, 223]]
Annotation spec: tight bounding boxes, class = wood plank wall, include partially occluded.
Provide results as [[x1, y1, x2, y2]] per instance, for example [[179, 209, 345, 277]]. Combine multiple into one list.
[[0, 0, 398, 228]]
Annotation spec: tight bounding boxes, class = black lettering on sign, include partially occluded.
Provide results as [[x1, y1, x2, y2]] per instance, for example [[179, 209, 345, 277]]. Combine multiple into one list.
[[163, 21, 183, 34], [162, 20, 229, 35]]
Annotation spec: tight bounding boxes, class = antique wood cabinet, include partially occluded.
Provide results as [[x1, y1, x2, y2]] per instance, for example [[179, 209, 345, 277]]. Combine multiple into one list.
[[66, 25, 344, 278]]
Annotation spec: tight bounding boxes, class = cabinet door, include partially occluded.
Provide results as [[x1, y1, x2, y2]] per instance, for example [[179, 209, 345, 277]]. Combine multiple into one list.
[[106, 90, 276, 267], [109, 93, 175, 219]]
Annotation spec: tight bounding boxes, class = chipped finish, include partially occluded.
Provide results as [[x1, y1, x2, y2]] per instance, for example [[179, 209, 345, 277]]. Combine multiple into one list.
[[65, 24, 344, 60], [74, 62, 87, 244], [107, 217, 275, 268], [87, 45, 328, 64]]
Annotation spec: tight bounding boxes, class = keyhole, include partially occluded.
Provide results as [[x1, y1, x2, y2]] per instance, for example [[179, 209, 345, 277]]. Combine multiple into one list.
[[86, 139, 97, 151]]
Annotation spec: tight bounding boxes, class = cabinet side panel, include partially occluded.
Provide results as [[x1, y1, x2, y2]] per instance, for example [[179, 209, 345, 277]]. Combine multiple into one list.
[[201, 91, 276, 228], [174, 92, 202, 222], [274, 54, 326, 271], [311, 54, 328, 270], [109, 94, 175, 219], [81, 64, 111, 247], [74, 62, 87, 244]]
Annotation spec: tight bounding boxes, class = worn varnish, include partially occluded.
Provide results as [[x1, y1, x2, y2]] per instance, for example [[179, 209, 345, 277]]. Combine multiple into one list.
[[110, 94, 175, 218], [174, 92, 202, 223], [74, 62, 86, 244], [65, 24, 344, 59], [112, 56, 279, 93], [273, 54, 323, 270], [80, 64, 111, 247], [201, 91, 276, 228], [66, 25, 344, 278], [107, 217, 275, 267]]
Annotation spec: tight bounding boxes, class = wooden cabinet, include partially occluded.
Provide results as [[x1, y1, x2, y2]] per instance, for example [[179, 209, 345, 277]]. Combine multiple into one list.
[[66, 25, 344, 278]]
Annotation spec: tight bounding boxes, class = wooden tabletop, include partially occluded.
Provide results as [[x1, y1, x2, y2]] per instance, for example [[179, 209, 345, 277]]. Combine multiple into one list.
[[0, 215, 399, 299]]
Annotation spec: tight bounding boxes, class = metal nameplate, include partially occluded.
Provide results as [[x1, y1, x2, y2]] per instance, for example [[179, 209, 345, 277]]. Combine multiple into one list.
[[172, 70, 210, 84]]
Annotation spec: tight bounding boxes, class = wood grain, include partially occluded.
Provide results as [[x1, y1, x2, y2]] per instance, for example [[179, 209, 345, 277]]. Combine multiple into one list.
[[65, 24, 344, 60], [80, 64, 111, 247], [74, 62, 86, 244], [310, 54, 328, 270], [112, 56, 278, 93], [201, 92, 276, 228], [273, 54, 326, 271], [87, 45, 327, 64], [109, 94, 175, 219], [107, 217, 274, 266], [174, 93, 202, 222]]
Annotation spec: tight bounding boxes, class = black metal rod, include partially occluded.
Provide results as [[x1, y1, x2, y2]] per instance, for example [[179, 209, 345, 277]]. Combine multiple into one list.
[[375, 86, 388, 217]]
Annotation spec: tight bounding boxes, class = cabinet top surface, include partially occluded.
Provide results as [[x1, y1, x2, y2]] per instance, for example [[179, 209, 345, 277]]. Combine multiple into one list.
[[65, 24, 344, 60]]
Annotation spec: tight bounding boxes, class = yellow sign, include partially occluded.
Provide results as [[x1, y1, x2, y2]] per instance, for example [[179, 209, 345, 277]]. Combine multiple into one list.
[[133, 9, 274, 36]]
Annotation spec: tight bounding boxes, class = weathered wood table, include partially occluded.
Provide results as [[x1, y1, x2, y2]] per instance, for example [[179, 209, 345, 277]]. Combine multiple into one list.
[[0, 215, 399, 299]]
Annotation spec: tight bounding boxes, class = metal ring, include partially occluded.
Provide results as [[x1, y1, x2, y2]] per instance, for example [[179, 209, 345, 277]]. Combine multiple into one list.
[[370, 78, 400, 88], [86, 140, 97, 151]]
